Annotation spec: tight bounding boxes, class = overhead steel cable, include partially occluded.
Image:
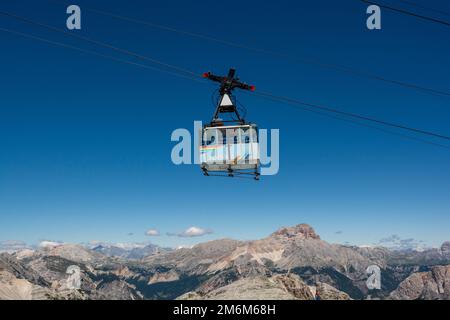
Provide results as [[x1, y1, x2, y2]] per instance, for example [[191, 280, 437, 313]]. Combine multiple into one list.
[[361, 0, 450, 27], [0, 10, 201, 79], [1, 21, 449, 149], [0, 27, 206, 84], [45, 0, 450, 98], [397, 0, 450, 17], [253, 89, 450, 141], [247, 90, 450, 150]]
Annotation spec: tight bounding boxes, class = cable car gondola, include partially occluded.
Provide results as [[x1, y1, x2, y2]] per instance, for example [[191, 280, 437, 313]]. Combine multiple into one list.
[[201, 68, 260, 180]]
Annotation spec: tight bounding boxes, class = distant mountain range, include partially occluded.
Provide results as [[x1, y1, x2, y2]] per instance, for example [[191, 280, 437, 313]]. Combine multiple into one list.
[[1, 224, 449, 300], [90, 243, 170, 260]]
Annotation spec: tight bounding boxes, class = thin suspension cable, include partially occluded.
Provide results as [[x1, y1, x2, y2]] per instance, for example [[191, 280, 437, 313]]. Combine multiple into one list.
[[0, 10, 201, 79], [253, 90, 450, 141], [1, 23, 449, 149], [247, 91, 450, 150], [361, 0, 450, 27], [46, 0, 450, 98], [0, 27, 206, 84], [396, 0, 450, 17]]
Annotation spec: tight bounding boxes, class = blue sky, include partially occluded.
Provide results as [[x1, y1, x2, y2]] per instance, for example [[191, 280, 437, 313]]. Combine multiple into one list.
[[0, 0, 449, 249]]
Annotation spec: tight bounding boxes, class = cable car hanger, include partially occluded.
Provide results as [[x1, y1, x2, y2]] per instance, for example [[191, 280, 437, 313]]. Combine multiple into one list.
[[203, 68, 255, 126]]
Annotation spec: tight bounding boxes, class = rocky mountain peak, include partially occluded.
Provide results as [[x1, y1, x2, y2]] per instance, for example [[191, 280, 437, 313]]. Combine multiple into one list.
[[270, 224, 320, 240], [41, 244, 104, 263]]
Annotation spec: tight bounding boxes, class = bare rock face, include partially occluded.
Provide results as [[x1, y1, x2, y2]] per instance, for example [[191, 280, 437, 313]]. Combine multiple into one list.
[[390, 265, 450, 300], [113, 266, 134, 278], [271, 274, 315, 300], [178, 274, 314, 300], [315, 282, 351, 300], [178, 273, 350, 300], [148, 270, 180, 285], [271, 224, 320, 240], [0, 253, 49, 287], [91, 280, 143, 300], [0, 270, 35, 300], [197, 262, 272, 295]]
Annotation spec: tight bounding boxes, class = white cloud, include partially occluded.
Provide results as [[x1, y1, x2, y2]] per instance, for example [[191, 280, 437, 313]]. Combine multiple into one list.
[[176, 244, 194, 249], [39, 240, 63, 248], [145, 229, 160, 236], [177, 226, 213, 238]]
